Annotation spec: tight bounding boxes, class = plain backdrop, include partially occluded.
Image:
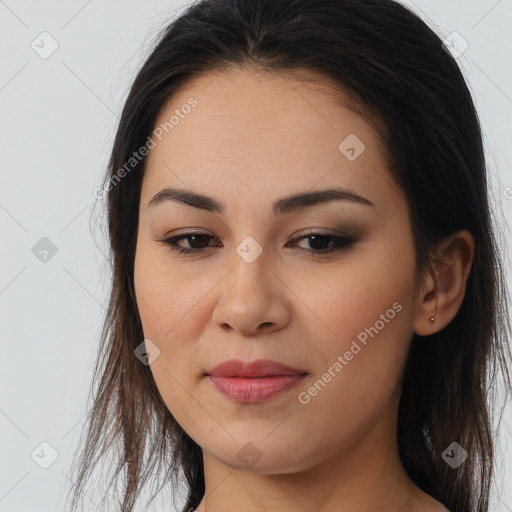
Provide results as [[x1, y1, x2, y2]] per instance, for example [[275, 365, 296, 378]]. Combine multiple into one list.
[[0, 1, 511, 511]]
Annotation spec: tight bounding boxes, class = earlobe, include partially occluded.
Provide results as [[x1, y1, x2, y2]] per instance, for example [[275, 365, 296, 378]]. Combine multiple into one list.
[[413, 230, 475, 336], [413, 269, 438, 336]]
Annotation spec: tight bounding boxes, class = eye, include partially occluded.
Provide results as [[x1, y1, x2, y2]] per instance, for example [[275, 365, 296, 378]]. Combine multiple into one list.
[[158, 229, 355, 256], [159, 232, 220, 255], [286, 229, 355, 255]]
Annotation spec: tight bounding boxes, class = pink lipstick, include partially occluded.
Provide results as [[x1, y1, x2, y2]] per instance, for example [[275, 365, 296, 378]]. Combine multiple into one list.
[[206, 359, 307, 403]]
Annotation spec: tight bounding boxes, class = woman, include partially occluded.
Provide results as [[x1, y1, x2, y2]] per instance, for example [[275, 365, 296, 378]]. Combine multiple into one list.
[[66, 1, 512, 511]]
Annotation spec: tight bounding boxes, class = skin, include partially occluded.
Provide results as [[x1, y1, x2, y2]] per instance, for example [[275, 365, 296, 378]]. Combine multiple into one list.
[[133, 65, 474, 512]]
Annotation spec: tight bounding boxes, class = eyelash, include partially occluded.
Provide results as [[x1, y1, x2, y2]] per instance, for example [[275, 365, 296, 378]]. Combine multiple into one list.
[[158, 229, 355, 257]]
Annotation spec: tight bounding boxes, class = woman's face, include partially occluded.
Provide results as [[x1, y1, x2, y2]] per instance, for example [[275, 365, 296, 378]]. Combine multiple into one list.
[[134, 66, 423, 473]]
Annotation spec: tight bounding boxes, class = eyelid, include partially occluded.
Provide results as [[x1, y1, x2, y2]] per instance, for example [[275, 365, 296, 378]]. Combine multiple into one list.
[[289, 226, 352, 239], [156, 228, 357, 257], [156, 226, 350, 244]]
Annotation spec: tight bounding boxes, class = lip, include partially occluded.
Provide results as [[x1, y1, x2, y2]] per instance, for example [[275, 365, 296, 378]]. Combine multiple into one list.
[[206, 359, 308, 403], [206, 358, 306, 378]]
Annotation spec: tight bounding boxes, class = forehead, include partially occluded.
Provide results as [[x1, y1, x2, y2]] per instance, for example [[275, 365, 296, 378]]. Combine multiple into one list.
[[141, 66, 401, 215]]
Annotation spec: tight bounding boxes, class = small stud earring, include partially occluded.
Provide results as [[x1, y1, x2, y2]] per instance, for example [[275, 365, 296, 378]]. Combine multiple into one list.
[[429, 316, 435, 326]]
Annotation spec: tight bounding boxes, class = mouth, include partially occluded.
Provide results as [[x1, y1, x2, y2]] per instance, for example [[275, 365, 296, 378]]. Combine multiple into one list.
[[205, 358, 308, 403]]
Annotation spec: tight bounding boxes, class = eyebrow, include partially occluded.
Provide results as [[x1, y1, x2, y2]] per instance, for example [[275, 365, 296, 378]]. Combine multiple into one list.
[[147, 186, 374, 215]]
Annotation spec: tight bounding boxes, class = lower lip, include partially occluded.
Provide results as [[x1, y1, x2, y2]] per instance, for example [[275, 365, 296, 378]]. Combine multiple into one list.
[[208, 374, 307, 403]]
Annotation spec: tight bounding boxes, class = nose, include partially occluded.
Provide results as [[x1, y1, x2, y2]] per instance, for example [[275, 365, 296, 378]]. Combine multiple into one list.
[[211, 247, 291, 336]]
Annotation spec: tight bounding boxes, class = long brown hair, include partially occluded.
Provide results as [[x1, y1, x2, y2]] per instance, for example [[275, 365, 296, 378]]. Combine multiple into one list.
[[66, 1, 512, 511]]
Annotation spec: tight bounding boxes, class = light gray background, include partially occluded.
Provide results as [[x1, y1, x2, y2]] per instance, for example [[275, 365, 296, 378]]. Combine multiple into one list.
[[1, 1, 511, 511]]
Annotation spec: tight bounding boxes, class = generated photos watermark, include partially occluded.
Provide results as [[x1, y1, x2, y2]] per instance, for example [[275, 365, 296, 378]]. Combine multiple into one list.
[[298, 301, 403, 404], [93, 96, 198, 200]]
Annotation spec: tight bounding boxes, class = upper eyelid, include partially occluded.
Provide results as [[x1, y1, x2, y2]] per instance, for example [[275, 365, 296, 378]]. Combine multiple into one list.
[[162, 225, 353, 237], [162, 229, 352, 243], [161, 231, 355, 251]]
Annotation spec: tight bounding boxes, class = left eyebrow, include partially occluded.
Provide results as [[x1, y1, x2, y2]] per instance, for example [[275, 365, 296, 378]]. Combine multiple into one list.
[[147, 186, 374, 215]]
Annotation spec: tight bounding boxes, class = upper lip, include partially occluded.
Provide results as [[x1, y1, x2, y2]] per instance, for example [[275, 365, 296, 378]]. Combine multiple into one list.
[[206, 358, 307, 378]]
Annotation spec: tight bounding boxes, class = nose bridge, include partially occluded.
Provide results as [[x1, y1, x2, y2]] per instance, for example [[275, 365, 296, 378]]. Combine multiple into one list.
[[212, 237, 290, 334], [227, 236, 272, 306]]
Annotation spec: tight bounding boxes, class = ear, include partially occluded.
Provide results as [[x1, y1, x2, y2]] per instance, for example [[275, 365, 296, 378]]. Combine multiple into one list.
[[413, 229, 475, 336]]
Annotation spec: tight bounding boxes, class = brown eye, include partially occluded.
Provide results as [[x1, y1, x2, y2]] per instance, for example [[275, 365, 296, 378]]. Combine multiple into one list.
[[161, 233, 220, 255], [286, 232, 355, 255], [159, 230, 355, 257]]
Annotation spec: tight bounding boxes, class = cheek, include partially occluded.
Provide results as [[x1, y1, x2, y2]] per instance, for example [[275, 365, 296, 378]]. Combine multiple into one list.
[[134, 244, 207, 340], [133, 245, 216, 413], [134, 249, 207, 421], [285, 275, 414, 465], [298, 239, 416, 389], [303, 280, 412, 397]]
